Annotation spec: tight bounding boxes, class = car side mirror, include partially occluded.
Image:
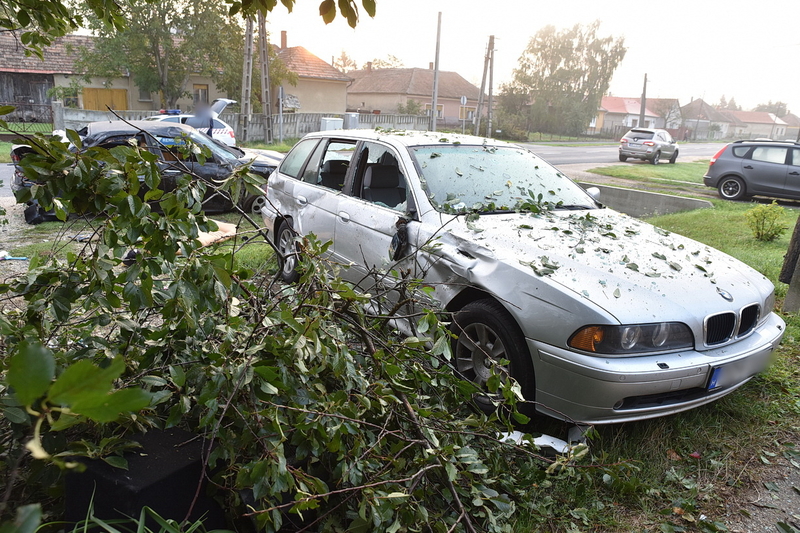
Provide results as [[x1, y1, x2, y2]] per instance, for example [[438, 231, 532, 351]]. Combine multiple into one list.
[[585, 187, 601, 201]]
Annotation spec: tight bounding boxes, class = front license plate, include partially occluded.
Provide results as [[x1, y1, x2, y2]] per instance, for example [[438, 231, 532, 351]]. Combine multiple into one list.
[[708, 366, 723, 390]]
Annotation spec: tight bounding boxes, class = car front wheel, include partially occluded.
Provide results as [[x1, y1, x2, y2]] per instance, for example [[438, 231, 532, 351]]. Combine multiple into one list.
[[651, 151, 661, 165], [276, 220, 301, 283], [718, 176, 747, 201], [451, 299, 535, 415], [669, 151, 678, 164]]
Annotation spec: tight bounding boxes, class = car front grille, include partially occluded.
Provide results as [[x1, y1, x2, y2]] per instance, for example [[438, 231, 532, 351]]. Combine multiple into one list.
[[705, 304, 760, 346]]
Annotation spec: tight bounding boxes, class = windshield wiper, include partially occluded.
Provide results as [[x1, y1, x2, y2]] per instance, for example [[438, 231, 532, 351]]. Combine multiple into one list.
[[555, 204, 595, 211]]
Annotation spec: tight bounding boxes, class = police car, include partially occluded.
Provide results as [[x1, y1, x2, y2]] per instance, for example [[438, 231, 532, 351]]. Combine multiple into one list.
[[144, 98, 237, 146]]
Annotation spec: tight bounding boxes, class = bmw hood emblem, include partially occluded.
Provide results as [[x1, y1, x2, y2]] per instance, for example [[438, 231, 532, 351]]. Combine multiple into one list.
[[717, 288, 734, 302]]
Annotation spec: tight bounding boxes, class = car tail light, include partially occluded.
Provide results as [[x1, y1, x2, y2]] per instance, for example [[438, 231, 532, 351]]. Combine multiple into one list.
[[620, 138, 628, 144], [643, 141, 655, 146], [709, 144, 729, 166], [11, 152, 21, 164]]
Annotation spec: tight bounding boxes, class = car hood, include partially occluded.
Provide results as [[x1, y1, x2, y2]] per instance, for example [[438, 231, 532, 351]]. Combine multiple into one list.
[[424, 208, 772, 325], [239, 148, 283, 167]]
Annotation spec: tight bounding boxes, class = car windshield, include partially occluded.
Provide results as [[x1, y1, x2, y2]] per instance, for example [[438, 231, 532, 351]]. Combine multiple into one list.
[[409, 144, 595, 213], [156, 130, 239, 163]]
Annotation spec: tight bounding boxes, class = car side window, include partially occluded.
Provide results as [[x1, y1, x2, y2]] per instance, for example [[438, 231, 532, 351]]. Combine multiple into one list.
[[301, 139, 356, 190], [350, 142, 408, 211], [792, 149, 800, 167], [279, 139, 319, 179], [732, 146, 751, 158], [751, 146, 788, 165]]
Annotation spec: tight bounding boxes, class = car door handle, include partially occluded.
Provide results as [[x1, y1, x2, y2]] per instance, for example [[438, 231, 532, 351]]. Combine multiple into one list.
[[791, 171, 800, 176], [743, 165, 754, 169], [338, 211, 350, 223], [297, 195, 308, 206]]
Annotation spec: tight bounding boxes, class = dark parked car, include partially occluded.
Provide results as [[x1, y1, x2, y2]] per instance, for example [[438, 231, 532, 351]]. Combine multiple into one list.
[[619, 128, 678, 164], [11, 121, 280, 223], [703, 139, 800, 201], [261, 129, 784, 424]]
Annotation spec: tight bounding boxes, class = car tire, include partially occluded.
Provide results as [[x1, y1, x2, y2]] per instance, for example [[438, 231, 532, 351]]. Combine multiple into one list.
[[718, 176, 747, 201], [451, 299, 535, 416], [242, 194, 267, 216], [618, 154, 628, 162], [651, 151, 661, 165], [669, 151, 678, 164], [276, 219, 301, 283]]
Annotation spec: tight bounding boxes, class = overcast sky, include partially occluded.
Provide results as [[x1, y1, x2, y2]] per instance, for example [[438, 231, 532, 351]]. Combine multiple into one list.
[[264, 0, 800, 116]]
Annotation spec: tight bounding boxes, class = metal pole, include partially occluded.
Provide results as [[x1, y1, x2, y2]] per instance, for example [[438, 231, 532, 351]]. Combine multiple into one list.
[[430, 12, 441, 132], [240, 17, 254, 143], [638, 73, 647, 128], [486, 42, 494, 137], [257, 12, 273, 144], [278, 86, 284, 144], [474, 35, 492, 136]]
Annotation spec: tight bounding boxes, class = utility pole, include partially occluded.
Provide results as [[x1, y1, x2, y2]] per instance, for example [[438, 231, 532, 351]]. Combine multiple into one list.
[[474, 35, 493, 136], [430, 12, 441, 132], [257, 12, 273, 143], [486, 41, 494, 137], [240, 17, 254, 143], [638, 73, 647, 128]]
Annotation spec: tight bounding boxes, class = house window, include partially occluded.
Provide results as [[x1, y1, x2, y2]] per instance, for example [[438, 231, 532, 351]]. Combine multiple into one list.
[[193, 84, 209, 105], [459, 106, 476, 121], [424, 103, 443, 119], [138, 88, 152, 102]]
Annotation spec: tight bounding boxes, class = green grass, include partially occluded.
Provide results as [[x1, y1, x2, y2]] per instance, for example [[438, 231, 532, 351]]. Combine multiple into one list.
[[587, 160, 710, 185], [0, 141, 12, 163], [239, 139, 299, 153]]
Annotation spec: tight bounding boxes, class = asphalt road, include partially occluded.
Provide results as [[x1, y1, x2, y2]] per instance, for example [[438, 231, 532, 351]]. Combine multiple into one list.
[[1, 163, 12, 197], [521, 142, 721, 166]]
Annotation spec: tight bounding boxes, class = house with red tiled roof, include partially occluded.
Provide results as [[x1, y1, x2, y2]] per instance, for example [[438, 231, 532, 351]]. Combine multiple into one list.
[[594, 96, 682, 136], [274, 31, 351, 114], [782, 113, 800, 141], [0, 31, 227, 112], [345, 65, 483, 129], [719, 110, 788, 139]]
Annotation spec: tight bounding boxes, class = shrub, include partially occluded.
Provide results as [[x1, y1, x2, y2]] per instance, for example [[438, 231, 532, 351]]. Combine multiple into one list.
[[744, 201, 787, 241]]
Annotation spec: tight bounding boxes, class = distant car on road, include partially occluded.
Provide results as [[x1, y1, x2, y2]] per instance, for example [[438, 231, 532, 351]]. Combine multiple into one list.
[[144, 98, 237, 146], [703, 139, 800, 201], [619, 128, 679, 164]]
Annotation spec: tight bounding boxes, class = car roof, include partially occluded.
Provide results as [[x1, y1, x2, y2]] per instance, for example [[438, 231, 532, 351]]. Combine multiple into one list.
[[299, 129, 517, 149], [82, 120, 197, 143]]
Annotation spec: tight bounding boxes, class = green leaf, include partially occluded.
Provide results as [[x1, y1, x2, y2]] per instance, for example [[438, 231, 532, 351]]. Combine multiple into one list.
[[102, 455, 129, 470], [7, 504, 41, 533], [8, 340, 55, 406], [73, 388, 152, 422], [47, 357, 124, 406]]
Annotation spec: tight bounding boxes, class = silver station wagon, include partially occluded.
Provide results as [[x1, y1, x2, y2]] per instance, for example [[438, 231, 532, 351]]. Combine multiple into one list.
[[261, 130, 784, 424]]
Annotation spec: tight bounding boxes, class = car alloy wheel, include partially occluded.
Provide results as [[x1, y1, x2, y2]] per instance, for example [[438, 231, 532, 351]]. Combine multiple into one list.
[[651, 151, 660, 165], [276, 220, 301, 283], [718, 176, 746, 201], [451, 299, 535, 415]]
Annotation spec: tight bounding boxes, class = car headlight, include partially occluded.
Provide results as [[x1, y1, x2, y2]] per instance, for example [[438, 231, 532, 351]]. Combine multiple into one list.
[[568, 322, 693, 355]]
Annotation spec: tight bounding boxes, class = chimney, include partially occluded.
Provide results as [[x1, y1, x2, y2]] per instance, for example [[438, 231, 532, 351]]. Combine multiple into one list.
[[429, 62, 433, 70], [366, 62, 372, 72], [281, 31, 287, 49]]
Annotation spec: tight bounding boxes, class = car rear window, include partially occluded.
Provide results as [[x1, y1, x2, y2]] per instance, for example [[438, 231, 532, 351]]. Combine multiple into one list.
[[625, 131, 654, 140]]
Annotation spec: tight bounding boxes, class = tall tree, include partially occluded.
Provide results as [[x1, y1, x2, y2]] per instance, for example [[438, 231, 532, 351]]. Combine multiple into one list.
[[75, 0, 247, 108], [754, 100, 788, 117], [364, 54, 404, 69], [510, 21, 626, 136], [1, 0, 376, 56], [332, 50, 358, 72], [716, 95, 728, 109]]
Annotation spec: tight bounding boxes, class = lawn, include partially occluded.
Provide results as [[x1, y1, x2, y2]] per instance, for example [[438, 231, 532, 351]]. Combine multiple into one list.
[[0, 141, 12, 163], [587, 160, 710, 185]]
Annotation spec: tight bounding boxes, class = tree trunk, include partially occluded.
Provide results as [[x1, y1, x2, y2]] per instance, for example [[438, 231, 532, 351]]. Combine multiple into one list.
[[779, 215, 800, 285]]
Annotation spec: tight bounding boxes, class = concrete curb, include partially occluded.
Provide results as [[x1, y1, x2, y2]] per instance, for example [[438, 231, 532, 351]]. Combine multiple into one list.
[[579, 182, 713, 218]]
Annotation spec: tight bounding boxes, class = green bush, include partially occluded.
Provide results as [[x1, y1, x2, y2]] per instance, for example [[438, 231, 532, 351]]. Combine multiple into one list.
[[744, 201, 788, 241]]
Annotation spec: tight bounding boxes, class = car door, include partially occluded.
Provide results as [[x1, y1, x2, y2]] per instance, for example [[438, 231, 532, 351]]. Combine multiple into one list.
[[333, 141, 418, 295], [154, 134, 235, 213], [271, 137, 357, 255], [740, 145, 789, 196], [781, 148, 800, 199]]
